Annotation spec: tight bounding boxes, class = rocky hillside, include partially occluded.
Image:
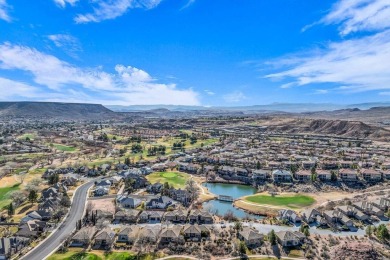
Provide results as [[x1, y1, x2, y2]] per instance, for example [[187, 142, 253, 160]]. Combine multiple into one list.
[[0, 102, 118, 120], [330, 242, 380, 260], [264, 117, 390, 141]]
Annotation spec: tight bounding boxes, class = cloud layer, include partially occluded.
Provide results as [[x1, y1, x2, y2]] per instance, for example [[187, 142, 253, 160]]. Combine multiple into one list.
[[266, 0, 390, 94], [0, 42, 199, 105], [321, 0, 390, 35], [0, 0, 11, 22], [74, 0, 162, 23]]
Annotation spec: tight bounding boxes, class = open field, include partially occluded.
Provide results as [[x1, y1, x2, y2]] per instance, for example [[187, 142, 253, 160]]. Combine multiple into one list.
[[242, 193, 316, 210], [53, 144, 76, 152], [146, 171, 190, 189], [0, 183, 21, 208]]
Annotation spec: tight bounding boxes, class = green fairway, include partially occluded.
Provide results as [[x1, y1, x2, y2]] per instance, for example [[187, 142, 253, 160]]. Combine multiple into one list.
[[146, 171, 190, 189], [53, 144, 76, 152], [244, 194, 315, 209], [0, 184, 21, 209]]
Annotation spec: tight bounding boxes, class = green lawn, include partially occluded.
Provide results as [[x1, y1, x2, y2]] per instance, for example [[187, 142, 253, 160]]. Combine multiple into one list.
[[47, 251, 102, 260], [48, 251, 153, 260], [0, 184, 21, 209], [146, 171, 190, 189], [245, 194, 315, 209], [53, 144, 76, 152]]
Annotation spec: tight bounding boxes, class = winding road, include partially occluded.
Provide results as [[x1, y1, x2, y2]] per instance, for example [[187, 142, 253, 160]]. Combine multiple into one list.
[[21, 180, 95, 260]]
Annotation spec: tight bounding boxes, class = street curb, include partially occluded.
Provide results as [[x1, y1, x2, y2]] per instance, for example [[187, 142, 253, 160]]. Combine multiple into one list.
[[20, 179, 94, 260], [42, 182, 95, 260]]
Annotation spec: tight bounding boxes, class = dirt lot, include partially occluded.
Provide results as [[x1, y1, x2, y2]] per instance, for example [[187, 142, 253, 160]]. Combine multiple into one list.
[[89, 197, 115, 214]]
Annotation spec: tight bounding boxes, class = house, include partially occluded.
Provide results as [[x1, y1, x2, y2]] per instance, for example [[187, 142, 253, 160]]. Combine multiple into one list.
[[278, 209, 301, 223], [238, 227, 264, 248], [272, 170, 292, 182], [164, 209, 188, 223], [114, 209, 140, 223], [317, 170, 331, 181], [301, 209, 321, 224], [95, 179, 112, 187], [41, 187, 59, 200], [339, 169, 358, 182], [275, 231, 305, 247], [188, 209, 214, 224], [322, 209, 353, 228], [294, 170, 311, 182], [94, 186, 109, 196], [16, 220, 47, 239], [160, 225, 183, 244], [138, 226, 160, 243], [94, 228, 116, 249], [116, 226, 140, 244], [371, 198, 390, 211], [301, 160, 316, 169], [168, 189, 191, 205], [337, 205, 369, 221], [145, 196, 174, 209], [139, 211, 164, 223], [183, 224, 209, 241], [382, 170, 390, 180], [70, 227, 96, 247], [353, 201, 384, 217], [118, 196, 142, 209], [252, 170, 268, 182], [361, 169, 382, 182], [0, 237, 29, 260], [147, 183, 163, 194]]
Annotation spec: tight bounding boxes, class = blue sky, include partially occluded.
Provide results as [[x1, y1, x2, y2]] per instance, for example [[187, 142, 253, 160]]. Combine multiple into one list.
[[0, 0, 390, 106]]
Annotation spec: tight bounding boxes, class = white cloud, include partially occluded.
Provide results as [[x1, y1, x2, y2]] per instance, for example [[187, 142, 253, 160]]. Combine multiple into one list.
[[0, 42, 200, 105], [0, 0, 11, 22], [204, 90, 215, 96], [74, 0, 162, 24], [266, 0, 390, 94], [321, 0, 390, 35], [54, 0, 78, 8], [180, 0, 195, 11], [223, 91, 246, 103], [266, 31, 390, 93], [0, 77, 41, 99], [48, 34, 82, 58]]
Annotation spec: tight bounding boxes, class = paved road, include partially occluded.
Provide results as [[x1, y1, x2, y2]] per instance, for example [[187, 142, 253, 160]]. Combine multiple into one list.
[[21, 180, 95, 260]]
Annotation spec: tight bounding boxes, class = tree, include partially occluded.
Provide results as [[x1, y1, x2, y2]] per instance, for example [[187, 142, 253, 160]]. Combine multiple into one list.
[[376, 224, 389, 241], [366, 225, 373, 238], [7, 202, 14, 216], [238, 241, 247, 256], [185, 178, 199, 202], [9, 191, 26, 207], [48, 173, 60, 185], [268, 229, 277, 245], [28, 190, 38, 204], [25, 178, 41, 193], [234, 221, 243, 233], [256, 161, 261, 169], [60, 191, 71, 207], [331, 171, 337, 182]]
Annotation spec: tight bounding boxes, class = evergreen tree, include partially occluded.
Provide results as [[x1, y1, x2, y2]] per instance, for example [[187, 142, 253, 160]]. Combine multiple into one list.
[[268, 229, 277, 245], [7, 202, 14, 216], [28, 190, 38, 204]]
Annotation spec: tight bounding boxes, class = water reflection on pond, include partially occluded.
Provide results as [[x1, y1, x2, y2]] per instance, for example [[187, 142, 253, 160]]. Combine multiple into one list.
[[202, 183, 264, 220]]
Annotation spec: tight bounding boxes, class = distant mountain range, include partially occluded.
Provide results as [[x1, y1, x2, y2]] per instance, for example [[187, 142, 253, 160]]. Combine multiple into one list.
[[106, 102, 390, 113], [0, 102, 117, 120]]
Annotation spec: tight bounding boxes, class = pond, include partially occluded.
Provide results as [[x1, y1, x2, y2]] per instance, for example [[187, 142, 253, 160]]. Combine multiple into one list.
[[202, 182, 264, 220]]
